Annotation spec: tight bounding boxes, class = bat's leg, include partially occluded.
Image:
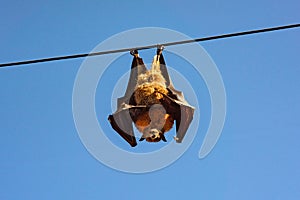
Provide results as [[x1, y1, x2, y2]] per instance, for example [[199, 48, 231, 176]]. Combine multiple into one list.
[[155, 46, 185, 101], [155, 45, 171, 86], [123, 50, 147, 103], [130, 49, 147, 73], [118, 50, 147, 106]]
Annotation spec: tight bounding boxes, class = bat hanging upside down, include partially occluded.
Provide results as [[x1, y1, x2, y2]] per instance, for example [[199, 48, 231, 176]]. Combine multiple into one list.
[[108, 46, 194, 147]]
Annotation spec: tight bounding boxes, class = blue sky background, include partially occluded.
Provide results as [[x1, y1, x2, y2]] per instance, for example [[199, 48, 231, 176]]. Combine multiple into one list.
[[0, 0, 299, 199]]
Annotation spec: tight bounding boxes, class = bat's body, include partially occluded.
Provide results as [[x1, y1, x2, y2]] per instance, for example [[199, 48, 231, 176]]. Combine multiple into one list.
[[108, 47, 194, 147]]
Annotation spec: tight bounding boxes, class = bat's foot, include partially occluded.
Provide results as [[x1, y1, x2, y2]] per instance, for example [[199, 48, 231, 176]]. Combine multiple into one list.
[[130, 49, 139, 57], [156, 45, 164, 55]]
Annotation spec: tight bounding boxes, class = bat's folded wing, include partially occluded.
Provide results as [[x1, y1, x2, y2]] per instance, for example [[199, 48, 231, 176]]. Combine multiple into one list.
[[174, 101, 194, 143], [162, 89, 195, 143], [108, 106, 137, 147]]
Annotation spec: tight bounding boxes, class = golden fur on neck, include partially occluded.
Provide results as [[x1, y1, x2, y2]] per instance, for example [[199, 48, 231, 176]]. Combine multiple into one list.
[[134, 55, 168, 105]]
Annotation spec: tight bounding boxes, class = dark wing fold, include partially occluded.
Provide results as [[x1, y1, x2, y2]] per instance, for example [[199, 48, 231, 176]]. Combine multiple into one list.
[[174, 102, 194, 143], [157, 51, 187, 102], [122, 54, 147, 105], [108, 52, 147, 147], [158, 51, 194, 143], [157, 53, 171, 86], [108, 107, 137, 147], [162, 95, 194, 143]]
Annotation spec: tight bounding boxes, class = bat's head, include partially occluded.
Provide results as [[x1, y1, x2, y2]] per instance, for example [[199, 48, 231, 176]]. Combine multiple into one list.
[[135, 104, 173, 143], [140, 128, 167, 143]]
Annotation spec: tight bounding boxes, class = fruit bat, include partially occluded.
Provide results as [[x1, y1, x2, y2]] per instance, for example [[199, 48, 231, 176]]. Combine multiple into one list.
[[108, 46, 194, 147]]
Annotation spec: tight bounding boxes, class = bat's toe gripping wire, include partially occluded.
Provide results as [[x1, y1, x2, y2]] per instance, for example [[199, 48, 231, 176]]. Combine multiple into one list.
[[156, 44, 164, 55], [130, 49, 139, 57], [130, 46, 163, 57]]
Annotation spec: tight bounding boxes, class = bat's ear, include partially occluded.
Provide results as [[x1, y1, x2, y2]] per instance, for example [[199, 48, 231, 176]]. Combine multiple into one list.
[[161, 134, 167, 142]]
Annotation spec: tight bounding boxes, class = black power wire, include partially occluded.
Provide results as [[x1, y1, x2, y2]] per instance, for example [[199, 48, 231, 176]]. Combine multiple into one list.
[[0, 23, 299, 68]]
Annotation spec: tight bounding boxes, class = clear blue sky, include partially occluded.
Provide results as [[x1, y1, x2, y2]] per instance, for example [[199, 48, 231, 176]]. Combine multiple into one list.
[[1, 0, 299, 199]]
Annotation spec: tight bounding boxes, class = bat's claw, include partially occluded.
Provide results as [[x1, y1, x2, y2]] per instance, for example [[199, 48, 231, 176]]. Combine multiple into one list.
[[156, 45, 164, 55], [130, 49, 139, 57]]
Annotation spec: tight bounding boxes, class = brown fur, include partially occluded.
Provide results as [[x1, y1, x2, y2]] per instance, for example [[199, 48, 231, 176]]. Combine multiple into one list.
[[133, 55, 174, 142], [134, 111, 174, 137], [134, 69, 168, 106]]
